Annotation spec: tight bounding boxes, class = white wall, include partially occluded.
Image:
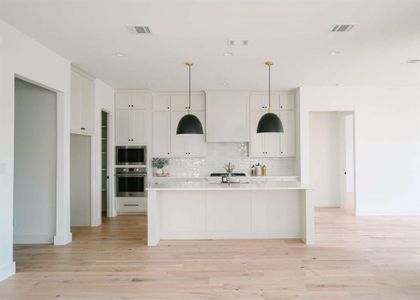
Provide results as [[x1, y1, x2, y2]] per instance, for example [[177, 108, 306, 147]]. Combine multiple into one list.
[[309, 112, 340, 207], [0, 18, 71, 281], [299, 86, 420, 215], [93, 79, 115, 222], [70, 134, 91, 226], [14, 78, 57, 244]]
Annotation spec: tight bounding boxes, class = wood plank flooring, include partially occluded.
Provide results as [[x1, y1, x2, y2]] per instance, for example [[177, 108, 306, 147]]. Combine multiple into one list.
[[1, 208, 420, 299]]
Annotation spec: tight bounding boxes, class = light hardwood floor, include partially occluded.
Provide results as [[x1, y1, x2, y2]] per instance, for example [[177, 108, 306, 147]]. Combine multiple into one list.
[[1, 208, 420, 300]]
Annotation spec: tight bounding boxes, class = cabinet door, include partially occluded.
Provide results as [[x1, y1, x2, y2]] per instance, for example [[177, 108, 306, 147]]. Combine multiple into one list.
[[170, 94, 189, 111], [280, 110, 295, 157], [70, 72, 82, 132], [184, 111, 206, 156], [115, 93, 131, 109], [250, 94, 280, 111], [80, 76, 93, 133], [249, 111, 265, 157], [153, 111, 171, 157], [116, 110, 130, 145], [130, 110, 148, 145], [130, 93, 150, 110], [153, 95, 171, 111], [279, 93, 295, 110], [170, 111, 187, 156], [191, 94, 205, 111], [263, 132, 281, 157]]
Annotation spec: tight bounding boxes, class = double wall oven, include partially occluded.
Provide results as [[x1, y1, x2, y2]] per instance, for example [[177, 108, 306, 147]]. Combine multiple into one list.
[[115, 167, 147, 197], [115, 146, 147, 198]]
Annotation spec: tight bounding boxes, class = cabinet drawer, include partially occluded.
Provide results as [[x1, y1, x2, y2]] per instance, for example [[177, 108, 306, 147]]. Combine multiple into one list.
[[116, 198, 147, 213]]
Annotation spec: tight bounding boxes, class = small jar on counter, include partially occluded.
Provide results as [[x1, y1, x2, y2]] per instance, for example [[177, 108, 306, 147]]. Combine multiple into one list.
[[250, 165, 256, 176], [262, 165, 267, 176], [255, 164, 262, 176]]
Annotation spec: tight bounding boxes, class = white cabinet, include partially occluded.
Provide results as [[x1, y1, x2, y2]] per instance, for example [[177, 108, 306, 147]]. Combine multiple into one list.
[[205, 91, 249, 142], [249, 91, 296, 157], [152, 111, 171, 157], [153, 95, 171, 111], [116, 110, 148, 145], [70, 70, 93, 134], [170, 111, 206, 157], [249, 110, 281, 157], [279, 110, 295, 157], [116, 92, 151, 110], [279, 93, 295, 110], [250, 94, 280, 111], [170, 93, 205, 111]]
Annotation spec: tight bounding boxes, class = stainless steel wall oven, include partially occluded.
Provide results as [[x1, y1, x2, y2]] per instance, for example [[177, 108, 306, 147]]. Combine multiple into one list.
[[115, 167, 147, 197]]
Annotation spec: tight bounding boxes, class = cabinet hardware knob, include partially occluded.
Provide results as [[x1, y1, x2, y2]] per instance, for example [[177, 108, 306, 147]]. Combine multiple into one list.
[[167, 152, 170, 155], [81, 127, 85, 130]]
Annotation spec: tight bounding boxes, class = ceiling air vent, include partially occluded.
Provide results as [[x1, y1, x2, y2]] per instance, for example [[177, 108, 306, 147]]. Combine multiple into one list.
[[126, 25, 152, 34], [329, 24, 355, 32], [406, 59, 420, 64]]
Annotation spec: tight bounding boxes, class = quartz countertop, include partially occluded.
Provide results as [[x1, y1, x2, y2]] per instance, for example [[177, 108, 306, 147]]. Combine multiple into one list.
[[147, 180, 310, 191]]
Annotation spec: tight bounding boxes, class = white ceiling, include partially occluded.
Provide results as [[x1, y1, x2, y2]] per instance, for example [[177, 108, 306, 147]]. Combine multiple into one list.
[[1, 0, 420, 90]]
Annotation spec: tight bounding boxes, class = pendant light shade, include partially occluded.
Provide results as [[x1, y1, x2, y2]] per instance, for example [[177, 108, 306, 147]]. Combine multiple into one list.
[[176, 62, 204, 135], [176, 114, 204, 134], [257, 112, 283, 133], [257, 61, 284, 133]]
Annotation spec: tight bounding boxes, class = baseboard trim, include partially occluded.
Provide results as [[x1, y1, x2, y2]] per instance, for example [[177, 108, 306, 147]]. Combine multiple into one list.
[[356, 208, 420, 216], [0, 262, 16, 282], [14, 234, 53, 244], [53, 232, 72, 245]]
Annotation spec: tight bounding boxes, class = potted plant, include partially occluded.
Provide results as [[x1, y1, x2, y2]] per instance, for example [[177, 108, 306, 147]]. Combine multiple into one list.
[[152, 157, 169, 176]]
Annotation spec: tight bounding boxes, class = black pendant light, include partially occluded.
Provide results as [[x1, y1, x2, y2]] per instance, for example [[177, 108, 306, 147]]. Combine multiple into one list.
[[257, 61, 284, 133], [176, 62, 204, 135]]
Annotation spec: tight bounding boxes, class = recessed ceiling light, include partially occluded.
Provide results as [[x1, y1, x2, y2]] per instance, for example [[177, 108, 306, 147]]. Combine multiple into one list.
[[222, 82, 229, 86], [115, 52, 126, 57], [223, 52, 233, 57], [331, 50, 341, 55]]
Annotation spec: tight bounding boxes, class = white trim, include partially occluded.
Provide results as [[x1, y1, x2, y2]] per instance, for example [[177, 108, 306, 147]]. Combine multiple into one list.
[[14, 234, 54, 244], [53, 233, 72, 245], [0, 262, 16, 282], [356, 208, 420, 216]]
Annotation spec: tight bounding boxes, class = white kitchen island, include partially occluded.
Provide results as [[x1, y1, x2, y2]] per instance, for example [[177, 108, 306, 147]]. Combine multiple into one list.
[[147, 181, 313, 246]]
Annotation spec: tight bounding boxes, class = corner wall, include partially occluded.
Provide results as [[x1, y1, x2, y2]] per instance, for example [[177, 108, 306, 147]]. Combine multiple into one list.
[[0, 18, 71, 281], [299, 86, 420, 215]]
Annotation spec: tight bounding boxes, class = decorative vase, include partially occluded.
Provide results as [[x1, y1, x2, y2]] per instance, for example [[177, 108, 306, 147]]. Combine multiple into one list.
[[156, 168, 163, 176]]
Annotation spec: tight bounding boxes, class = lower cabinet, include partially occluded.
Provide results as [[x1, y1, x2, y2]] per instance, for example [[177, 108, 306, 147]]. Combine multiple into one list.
[[116, 197, 147, 214]]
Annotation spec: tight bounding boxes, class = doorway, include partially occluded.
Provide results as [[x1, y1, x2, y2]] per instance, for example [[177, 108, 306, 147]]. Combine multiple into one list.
[[309, 111, 355, 214], [13, 78, 57, 244], [101, 110, 109, 217]]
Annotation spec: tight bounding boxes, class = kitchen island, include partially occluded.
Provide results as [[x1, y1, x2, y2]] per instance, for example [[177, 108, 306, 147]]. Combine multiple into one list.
[[147, 180, 313, 246]]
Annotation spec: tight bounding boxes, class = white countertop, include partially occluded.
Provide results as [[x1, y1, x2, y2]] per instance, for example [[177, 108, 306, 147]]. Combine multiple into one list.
[[147, 180, 310, 191]]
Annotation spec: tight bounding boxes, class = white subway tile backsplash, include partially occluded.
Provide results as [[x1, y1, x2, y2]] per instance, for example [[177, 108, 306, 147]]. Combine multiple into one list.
[[161, 143, 296, 177]]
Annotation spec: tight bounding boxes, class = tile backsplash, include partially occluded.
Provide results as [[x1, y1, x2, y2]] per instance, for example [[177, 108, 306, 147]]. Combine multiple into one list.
[[161, 143, 296, 177]]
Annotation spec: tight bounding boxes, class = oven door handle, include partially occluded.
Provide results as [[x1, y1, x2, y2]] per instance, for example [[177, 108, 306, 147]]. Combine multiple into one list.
[[115, 174, 147, 177]]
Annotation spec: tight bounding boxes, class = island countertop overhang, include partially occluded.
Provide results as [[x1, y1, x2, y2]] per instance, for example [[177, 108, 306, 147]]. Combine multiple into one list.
[[147, 181, 311, 191]]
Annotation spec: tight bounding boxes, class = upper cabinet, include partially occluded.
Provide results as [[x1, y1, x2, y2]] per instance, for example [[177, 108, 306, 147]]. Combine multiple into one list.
[[116, 92, 150, 110], [170, 93, 205, 111], [115, 91, 152, 146], [249, 91, 296, 157], [205, 91, 250, 142], [152, 92, 206, 158], [70, 69, 94, 134]]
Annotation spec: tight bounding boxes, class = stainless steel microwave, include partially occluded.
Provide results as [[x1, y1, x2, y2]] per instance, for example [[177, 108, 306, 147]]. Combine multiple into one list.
[[115, 146, 147, 165]]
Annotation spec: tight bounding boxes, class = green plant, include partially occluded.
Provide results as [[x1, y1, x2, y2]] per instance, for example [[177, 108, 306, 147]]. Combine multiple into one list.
[[152, 157, 169, 169]]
